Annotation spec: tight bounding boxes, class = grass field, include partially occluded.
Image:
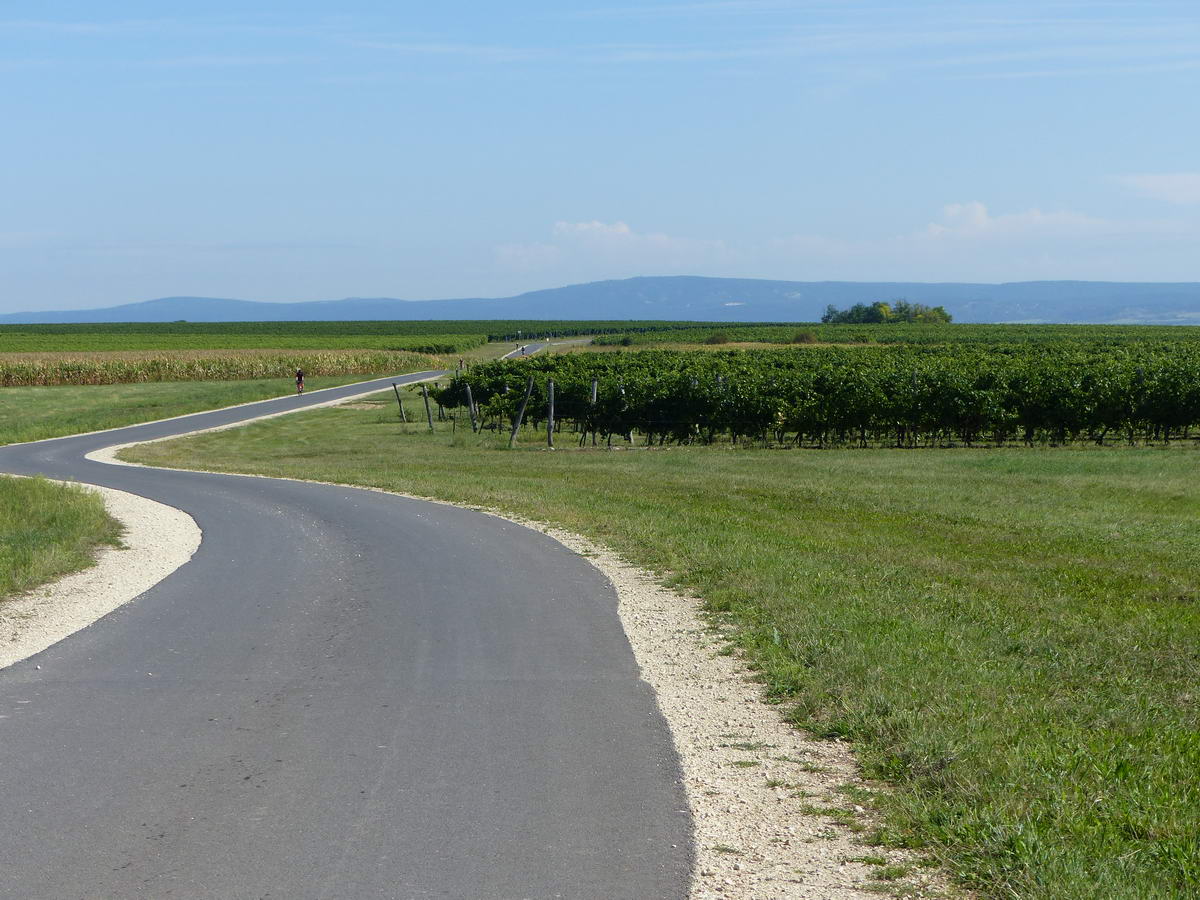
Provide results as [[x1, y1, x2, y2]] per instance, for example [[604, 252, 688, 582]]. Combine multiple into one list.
[[123, 393, 1200, 900], [0, 476, 123, 600], [0, 336, 540, 446], [0, 374, 428, 446], [591, 322, 1200, 347]]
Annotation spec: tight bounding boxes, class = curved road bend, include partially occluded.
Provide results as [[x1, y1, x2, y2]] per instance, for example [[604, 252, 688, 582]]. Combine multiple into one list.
[[0, 371, 691, 899]]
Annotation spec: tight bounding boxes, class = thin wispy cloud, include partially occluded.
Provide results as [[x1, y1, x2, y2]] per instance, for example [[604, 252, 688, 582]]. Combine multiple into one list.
[[0, 19, 161, 34], [498, 203, 1195, 283], [910, 41, 1200, 71], [960, 58, 1200, 80], [4, 6, 1196, 81], [1116, 174, 1200, 206], [0, 230, 65, 249], [919, 202, 1118, 240], [570, 1, 823, 19], [134, 54, 320, 69], [348, 40, 552, 64], [497, 220, 738, 273], [411, 6, 1199, 75], [0, 57, 62, 71], [0, 16, 360, 43], [0, 18, 260, 37]]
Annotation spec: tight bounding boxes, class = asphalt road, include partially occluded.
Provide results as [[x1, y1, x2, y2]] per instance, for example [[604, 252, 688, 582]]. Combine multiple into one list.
[[0, 371, 691, 899]]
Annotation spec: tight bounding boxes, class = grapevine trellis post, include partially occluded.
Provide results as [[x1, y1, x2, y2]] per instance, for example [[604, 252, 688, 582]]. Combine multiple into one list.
[[421, 384, 434, 432], [465, 383, 478, 432], [547, 379, 555, 449], [586, 377, 599, 446], [391, 383, 407, 423], [509, 376, 535, 448]]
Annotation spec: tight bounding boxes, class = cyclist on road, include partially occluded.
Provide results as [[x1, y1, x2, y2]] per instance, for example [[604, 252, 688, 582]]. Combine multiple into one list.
[[295, 369, 305, 394]]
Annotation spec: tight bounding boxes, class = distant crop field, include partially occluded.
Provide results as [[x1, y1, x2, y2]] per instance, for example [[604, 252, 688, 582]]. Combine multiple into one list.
[[0, 349, 440, 387], [0, 319, 738, 385], [593, 322, 1200, 347], [0, 319, 713, 348], [0, 330, 486, 355], [2, 349, 433, 363]]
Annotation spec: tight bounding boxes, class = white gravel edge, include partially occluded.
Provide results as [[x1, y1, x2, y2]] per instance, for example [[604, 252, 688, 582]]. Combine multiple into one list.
[[0, 478, 201, 670], [92, 395, 952, 900], [492, 516, 945, 900]]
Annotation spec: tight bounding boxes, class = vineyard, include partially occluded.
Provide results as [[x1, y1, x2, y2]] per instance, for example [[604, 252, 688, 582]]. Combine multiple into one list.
[[591, 322, 1200, 347], [435, 346, 1200, 447], [0, 349, 439, 387]]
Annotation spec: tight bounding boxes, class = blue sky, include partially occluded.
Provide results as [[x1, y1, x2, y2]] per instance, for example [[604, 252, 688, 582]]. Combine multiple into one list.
[[2, 0, 1199, 311]]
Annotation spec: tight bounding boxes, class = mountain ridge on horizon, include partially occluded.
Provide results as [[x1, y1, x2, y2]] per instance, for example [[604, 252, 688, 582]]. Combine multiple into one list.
[[4, 275, 1200, 325]]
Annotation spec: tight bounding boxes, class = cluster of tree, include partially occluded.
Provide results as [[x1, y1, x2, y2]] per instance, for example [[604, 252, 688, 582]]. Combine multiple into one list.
[[821, 300, 952, 325]]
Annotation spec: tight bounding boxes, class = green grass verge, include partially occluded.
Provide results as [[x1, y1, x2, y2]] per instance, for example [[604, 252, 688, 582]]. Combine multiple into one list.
[[121, 399, 1200, 899], [0, 476, 123, 599], [0, 374, 417, 446]]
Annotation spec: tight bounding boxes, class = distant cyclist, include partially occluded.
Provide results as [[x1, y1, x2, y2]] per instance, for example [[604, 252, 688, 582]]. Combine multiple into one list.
[[295, 368, 305, 394]]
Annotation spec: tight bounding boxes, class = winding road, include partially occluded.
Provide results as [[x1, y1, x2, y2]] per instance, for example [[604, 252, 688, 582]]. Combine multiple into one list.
[[0, 370, 691, 899]]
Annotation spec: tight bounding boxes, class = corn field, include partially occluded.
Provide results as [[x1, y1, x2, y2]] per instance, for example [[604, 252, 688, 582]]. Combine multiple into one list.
[[0, 349, 440, 387]]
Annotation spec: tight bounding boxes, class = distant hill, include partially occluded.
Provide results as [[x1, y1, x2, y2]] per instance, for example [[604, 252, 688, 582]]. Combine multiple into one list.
[[4, 276, 1200, 324]]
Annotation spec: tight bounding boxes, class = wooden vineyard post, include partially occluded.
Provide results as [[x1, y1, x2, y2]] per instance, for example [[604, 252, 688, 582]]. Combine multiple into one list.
[[583, 377, 599, 447], [391, 383, 407, 423], [620, 381, 632, 443], [547, 379, 555, 449], [421, 384, 434, 432], [509, 376, 535, 448], [465, 383, 478, 433]]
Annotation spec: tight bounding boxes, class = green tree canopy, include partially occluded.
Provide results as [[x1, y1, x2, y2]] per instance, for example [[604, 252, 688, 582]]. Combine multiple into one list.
[[821, 300, 952, 324]]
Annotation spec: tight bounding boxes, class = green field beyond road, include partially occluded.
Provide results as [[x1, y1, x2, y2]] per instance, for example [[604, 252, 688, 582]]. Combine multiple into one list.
[[123, 397, 1200, 899], [0, 375, 406, 446], [0, 476, 122, 600]]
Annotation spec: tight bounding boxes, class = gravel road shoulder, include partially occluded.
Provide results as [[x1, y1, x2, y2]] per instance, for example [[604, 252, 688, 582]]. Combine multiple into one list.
[[15, 373, 950, 898], [0, 481, 200, 670], [98, 433, 947, 899], [476, 514, 946, 900]]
